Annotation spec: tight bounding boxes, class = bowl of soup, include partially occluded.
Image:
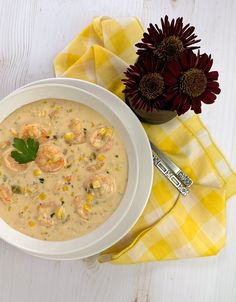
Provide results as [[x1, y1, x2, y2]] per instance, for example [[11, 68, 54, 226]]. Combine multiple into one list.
[[0, 83, 152, 257]]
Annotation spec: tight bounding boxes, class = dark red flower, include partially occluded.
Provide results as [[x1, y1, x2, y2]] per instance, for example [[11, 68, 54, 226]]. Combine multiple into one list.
[[136, 16, 200, 63], [122, 56, 168, 112], [163, 50, 221, 115]]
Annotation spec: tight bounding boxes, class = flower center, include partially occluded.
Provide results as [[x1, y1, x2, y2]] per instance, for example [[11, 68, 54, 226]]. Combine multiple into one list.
[[139, 73, 165, 100], [154, 35, 185, 61], [180, 68, 207, 98]]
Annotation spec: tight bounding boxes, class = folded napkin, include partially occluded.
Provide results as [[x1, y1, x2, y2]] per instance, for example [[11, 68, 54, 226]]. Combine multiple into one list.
[[54, 17, 236, 264]]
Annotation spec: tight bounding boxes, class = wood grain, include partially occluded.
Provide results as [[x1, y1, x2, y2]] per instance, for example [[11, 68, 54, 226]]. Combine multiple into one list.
[[0, 0, 236, 301]]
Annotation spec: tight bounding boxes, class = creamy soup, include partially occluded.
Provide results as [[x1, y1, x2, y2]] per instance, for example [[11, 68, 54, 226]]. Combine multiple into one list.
[[0, 99, 128, 241]]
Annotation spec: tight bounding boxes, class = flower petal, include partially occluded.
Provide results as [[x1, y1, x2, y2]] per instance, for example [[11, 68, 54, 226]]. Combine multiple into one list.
[[181, 100, 191, 114], [171, 94, 185, 110], [166, 89, 178, 101], [207, 71, 219, 81], [180, 51, 188, 69], [163, 72, 178, 85], [191, 99, 202, 114], [206, 82, 221, 94], [201, 92, 216, 104], [166, 61, 181, 77]]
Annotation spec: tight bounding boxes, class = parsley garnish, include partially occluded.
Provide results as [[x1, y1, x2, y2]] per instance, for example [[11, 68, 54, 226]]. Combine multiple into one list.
[[11, 138, 39, 164], [11, 185, 22, 194], [39, 178, 45, 184]]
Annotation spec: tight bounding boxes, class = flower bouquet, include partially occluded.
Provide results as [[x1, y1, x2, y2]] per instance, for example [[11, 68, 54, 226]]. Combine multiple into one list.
[[123, 16, 221, 124]]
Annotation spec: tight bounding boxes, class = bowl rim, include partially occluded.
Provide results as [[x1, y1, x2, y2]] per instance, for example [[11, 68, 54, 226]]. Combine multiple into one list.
[[19, 78, 154, 260], [0, 83, 152, 256]]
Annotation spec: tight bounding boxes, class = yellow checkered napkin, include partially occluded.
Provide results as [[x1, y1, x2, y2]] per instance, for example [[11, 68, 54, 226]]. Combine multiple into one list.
[[54, 17, 236, 263]]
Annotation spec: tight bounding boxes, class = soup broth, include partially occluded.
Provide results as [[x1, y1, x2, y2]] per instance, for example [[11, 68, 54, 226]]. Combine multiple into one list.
[[0, 99, 128, 241]]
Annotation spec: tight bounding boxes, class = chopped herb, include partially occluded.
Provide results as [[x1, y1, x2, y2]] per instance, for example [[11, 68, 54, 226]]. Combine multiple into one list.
[[115, 154, 119, 158], [46, 135, 50, 139], [83, 128, 87, 135], [39, 178, 45, 184], [62, 214, 70, 224], [50, 213, 55, 218], [61, 200, 65, 205], [11, 185, 22, 194], [65, 164, 72, 169], [106, 170, 110, 174], [66, 109, 73, 113], [63, 149, 68, 155], [11, 138, 39, 164], [53, 135, 58, 140], [89, 152, 96, 161], [18, 211, 24, 217], [2, 175, 7, 182]]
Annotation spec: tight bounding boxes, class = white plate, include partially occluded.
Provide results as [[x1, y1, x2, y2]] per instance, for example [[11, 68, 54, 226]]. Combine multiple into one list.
[[1, 78, 153, 260]]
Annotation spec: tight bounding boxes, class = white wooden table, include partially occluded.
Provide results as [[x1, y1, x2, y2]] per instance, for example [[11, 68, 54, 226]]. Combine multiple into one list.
[[0, 1, 236, 301]]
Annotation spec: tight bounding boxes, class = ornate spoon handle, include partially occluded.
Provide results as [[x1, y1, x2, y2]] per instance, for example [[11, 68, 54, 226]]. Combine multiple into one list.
[[152, 152, 189, 196], [150, 141, 193, 188]]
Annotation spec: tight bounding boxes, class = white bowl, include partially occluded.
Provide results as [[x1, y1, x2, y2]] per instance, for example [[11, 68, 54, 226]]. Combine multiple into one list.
[[0, 83, 153, 258]]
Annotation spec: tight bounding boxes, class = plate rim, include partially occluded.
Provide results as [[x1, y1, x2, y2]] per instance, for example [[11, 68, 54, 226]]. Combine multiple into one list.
[[6, 78, 153, 260], [0, 83, 140, 255]]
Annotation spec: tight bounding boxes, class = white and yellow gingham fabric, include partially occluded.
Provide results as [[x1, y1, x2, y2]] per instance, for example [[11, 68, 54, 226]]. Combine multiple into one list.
[[54, 17, 236, 264]]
